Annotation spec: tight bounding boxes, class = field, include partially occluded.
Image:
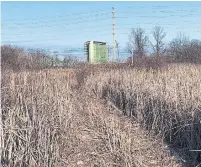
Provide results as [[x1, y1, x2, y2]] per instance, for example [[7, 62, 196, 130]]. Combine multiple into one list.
[[1, 64, 201, 167]]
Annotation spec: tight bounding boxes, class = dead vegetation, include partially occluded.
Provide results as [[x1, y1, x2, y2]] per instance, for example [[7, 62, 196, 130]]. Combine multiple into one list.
[[85, 63, 201, 166], [1, 63, 200, 167], [1, 69, 77, 166]]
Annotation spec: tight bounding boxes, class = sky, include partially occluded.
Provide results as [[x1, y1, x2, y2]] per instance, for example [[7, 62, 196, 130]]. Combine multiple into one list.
[[1, 1, 201, 60]]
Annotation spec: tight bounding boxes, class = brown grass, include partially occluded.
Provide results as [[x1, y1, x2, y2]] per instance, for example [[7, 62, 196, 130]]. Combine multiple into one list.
[[1, 69, 77, 166], [85, 63, 201, 166], [1, 64, 200, 166]]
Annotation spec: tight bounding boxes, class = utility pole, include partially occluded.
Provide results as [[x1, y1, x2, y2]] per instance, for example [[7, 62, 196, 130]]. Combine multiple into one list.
[[116, 40, 119, 62], [112, 7, 117, 62]]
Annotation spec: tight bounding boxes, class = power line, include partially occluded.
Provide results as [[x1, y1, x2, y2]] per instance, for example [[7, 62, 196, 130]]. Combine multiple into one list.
[[2, 9, 110, 23], [2, 32, 112, 43], [2, 28, 112, 38], [2, 20, 112, 38], [2, 15, 110, 29], [2, 7, 200, 53], [3, 12, 111, 27], [120, 4, 200, 11], [3, 10, 200, 30], [3, 23, 112, 33]]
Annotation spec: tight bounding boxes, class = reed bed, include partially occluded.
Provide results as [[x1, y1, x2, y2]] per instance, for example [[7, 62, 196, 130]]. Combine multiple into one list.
[[1, 69, 77, 166], [1, 64, 200, 166], [85, 64, 201, 166]]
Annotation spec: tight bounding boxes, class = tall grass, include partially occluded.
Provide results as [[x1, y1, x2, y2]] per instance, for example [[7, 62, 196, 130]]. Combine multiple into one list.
[[85, 64, 201, 166], [1, 69, 76, 166], [1, 63, 200, 166]]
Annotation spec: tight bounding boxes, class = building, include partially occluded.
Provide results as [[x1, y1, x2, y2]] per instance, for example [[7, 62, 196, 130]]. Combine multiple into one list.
[[84, 41, 109, 64]]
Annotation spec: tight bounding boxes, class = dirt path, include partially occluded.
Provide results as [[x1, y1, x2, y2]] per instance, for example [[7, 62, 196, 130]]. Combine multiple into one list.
[[61, 88, 183, 167]]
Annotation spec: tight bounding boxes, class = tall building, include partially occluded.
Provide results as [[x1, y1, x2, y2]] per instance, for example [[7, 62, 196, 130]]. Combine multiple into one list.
[[84, 41, 108, 64]]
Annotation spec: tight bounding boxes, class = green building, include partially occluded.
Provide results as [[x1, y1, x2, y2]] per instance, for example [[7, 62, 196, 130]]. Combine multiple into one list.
[[84, 41, 108, 64]]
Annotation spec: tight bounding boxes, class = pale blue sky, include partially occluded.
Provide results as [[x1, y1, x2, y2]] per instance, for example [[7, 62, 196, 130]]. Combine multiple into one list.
[[1, 1, 201, 59]]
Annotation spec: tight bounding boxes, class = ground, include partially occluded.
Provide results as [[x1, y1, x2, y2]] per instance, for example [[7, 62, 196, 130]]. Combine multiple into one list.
[[59, 87, 182, 167]]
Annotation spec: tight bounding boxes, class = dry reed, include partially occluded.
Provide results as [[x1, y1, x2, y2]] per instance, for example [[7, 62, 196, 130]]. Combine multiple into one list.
[[85, 63, 201, 166], [1, 69, 76, 166], [1, 64, 199, 167]]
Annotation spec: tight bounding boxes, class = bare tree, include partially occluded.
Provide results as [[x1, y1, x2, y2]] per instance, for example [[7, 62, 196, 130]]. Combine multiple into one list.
[[189, 39, 201, 63], [151, 26, 166, 56], [27, 49, 49, 69], [63, 55, 78, 68], [168, 32, 190, 60], [1, 45, 26, 71], [167, 32, 201, 63], [126, 27, 149, 58]]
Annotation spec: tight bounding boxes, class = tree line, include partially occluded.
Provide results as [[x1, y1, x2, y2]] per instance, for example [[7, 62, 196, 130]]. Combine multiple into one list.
[[126, 26, 201, 64], [1, 26, 201, 71], [1, 45, 79, 71]]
